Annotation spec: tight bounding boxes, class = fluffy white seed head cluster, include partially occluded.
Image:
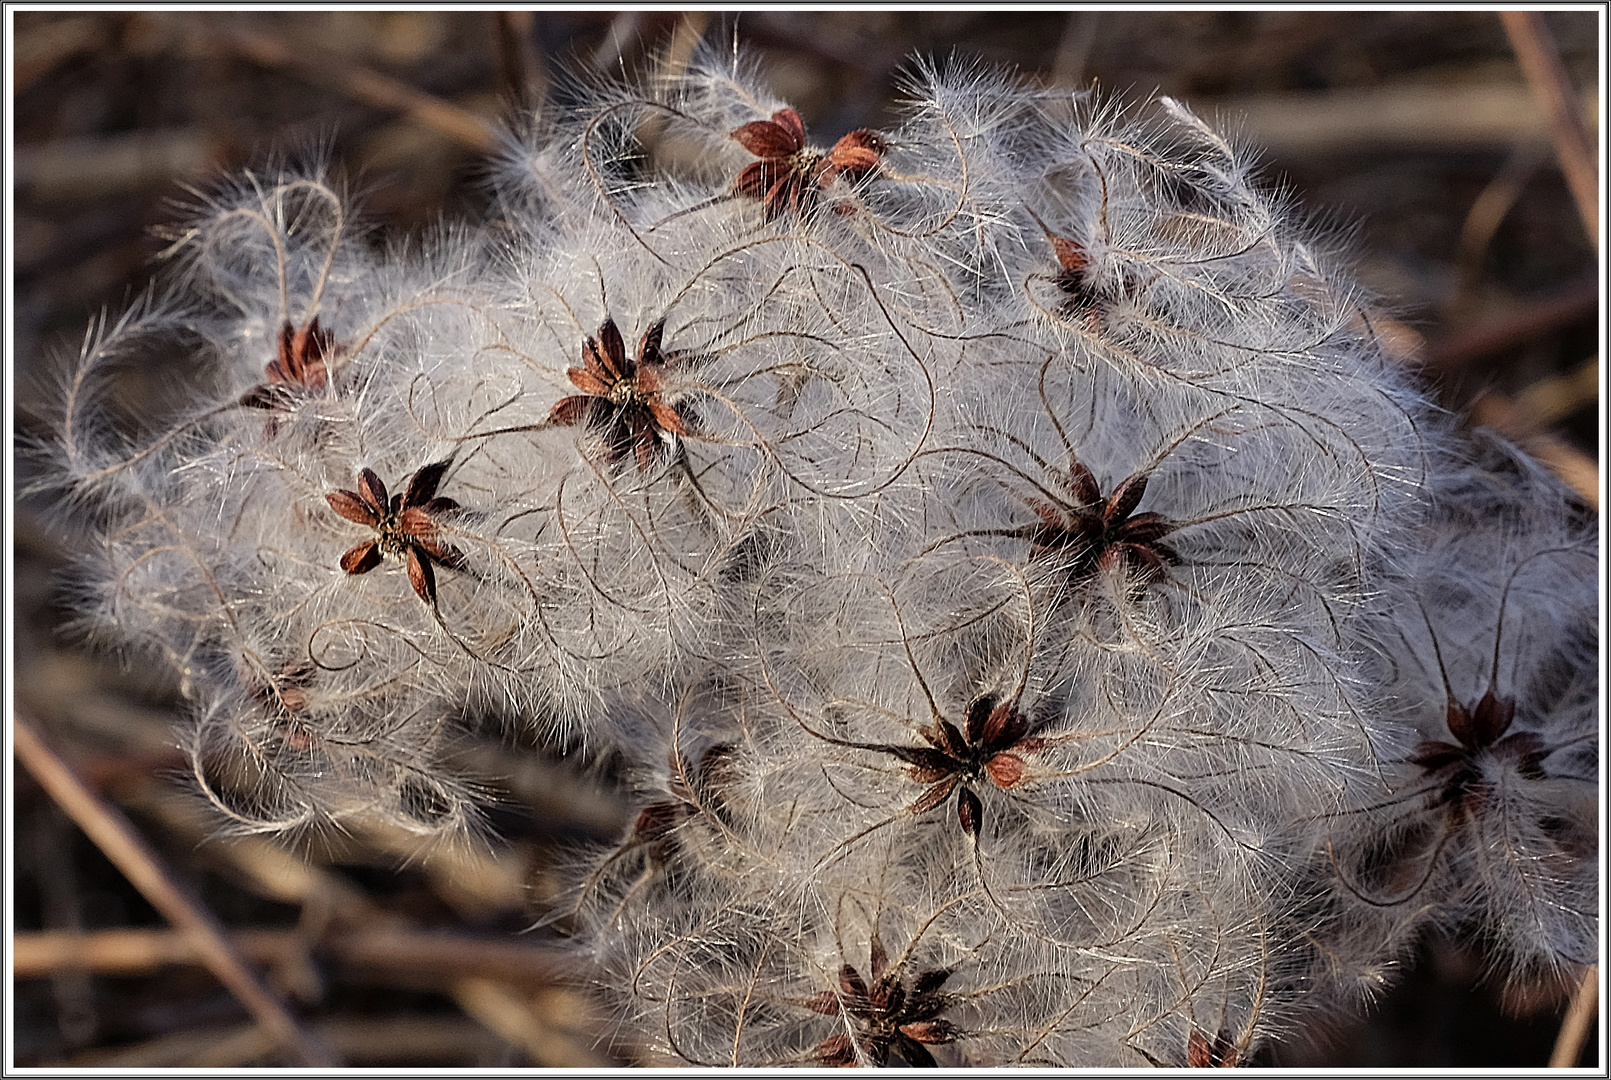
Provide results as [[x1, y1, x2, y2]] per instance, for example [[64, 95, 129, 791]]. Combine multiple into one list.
[[46, 49, 1596, 1065]]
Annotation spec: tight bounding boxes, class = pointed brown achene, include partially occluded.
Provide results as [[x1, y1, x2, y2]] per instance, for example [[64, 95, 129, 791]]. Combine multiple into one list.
[[621, 744, 735, 860], [1187, 1027, 1242, 1068], [729, 107, 886, 219], [549, 317, 689, 470], [1037, 226, 1139, 332], [325, 460, 466, 605], [1045, 229, 1108, 310], [804, 940, 959, 1068]]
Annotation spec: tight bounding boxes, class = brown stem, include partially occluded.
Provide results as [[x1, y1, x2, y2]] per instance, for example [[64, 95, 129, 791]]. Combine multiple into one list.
[[12, 711, 340, 1067], [1499, 11, 1598, 246], [14, 926, 569, 986], [452, 976, 616, 1067], [217, 24, 498, 154], [1548, 964, 1599, 1067], [493, 11, 545, 111], [1424, 280, 1599, 371], [67, 1016, 508, 1068]]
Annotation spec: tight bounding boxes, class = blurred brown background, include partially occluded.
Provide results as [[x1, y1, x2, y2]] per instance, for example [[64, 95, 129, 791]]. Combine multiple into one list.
[[12, 11, 1600, 1068]]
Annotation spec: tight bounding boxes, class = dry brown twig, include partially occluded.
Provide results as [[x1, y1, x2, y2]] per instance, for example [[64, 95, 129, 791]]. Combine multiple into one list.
[[69, 1016, 505, 1068], [14, 131, 219, 199], [493, 11, 545, 111], [55, 709, 613, 1064], [1548, 964, 1599, 1068], [1050, 11, 1102, 88], [1500, 11, 1598, 246], [210, 22, 499, 154], [12, 711, 341, 1067], [451, 977, 613, 1068], [1449, 141, 1551, 308], [14, 926, 569, 987], [660, 11, 712, 81], [1424, 281, 1599, 372], [1207, 82, 1595, 156], [26, 737, 611, 1066], [1512, 357, 1599, 426]]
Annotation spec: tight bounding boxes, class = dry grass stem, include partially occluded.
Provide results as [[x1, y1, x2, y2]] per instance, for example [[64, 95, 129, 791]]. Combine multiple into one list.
[[12, 712, 340, 1067], [1513, 358, 1599, 427], [1500, 11, 1599, 245], [1207, 82, 1596, 155], [68, 1016, 506, 1067], [218, 24, 498, 153], [1548, 964, 1599, 1068], [14, 927, 570, 987], [451, 977, 616, 1067], [1425, 281, 1600, 371]]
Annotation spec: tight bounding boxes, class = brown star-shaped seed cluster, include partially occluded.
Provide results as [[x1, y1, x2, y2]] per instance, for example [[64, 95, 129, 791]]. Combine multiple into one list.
[[549, 318, 689, 470], [325, 461, 465, 605], [241, 317, 336, 409], [1023, 457, 1181, 585], [825, 694, 1043, 842], [729, 107, 885, 219], [804, 940, 959, 1068], [895, 694, 1043, 840], [1410, 685, 1543, 823]]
